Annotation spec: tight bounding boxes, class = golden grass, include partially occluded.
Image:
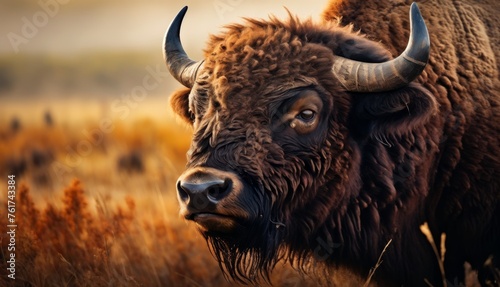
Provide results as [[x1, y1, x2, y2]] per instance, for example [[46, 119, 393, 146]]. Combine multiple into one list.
[[0, 178, 368, 286], [0, 106, 330, 286], [0, 179, 326, 286], [420, 222, 448, 287], [2, 102, 492, 286], [362, 239, 392, 287], [0, 180, 230, 286]]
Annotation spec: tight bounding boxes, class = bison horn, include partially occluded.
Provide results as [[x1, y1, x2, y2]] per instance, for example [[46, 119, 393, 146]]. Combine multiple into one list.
[[332, 2, 430, 92], [163, 6, 204, 88]]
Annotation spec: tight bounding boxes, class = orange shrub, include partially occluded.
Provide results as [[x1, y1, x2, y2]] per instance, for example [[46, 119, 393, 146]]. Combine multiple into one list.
[[0, 180, 324, 287]]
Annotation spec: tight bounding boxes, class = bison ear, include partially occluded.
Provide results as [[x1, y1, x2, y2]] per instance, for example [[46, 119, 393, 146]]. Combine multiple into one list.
[[170, 87, 193, 124], [350, 83, 437, 139]]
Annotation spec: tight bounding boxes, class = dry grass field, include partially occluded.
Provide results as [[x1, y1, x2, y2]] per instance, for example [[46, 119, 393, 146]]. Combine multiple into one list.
[[0, 102, 366, 286], [1, 102, 492, 286]]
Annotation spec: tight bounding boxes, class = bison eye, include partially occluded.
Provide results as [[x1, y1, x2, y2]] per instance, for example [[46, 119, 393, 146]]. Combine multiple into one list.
[[276, 89, 323, 135], [297, 109, 316, 122], [188, 110, 195, 122]]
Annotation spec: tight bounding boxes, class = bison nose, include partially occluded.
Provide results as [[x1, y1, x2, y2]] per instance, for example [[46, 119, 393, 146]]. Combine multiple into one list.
[[176, 169, 232, 212]]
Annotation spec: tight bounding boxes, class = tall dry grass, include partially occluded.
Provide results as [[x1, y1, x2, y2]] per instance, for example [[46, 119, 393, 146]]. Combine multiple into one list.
[[5, 103, 493, 286], [0, 108, 332, 286], [0, 178, 367, 286], [0, 180, 235, 286], [0, 178, 333, 286]]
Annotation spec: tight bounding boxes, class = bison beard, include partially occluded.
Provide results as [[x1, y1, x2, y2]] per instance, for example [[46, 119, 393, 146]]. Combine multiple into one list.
[[204, 196, 284, 283], [189, 116, 335, 282], [202, 140, 343, 283]]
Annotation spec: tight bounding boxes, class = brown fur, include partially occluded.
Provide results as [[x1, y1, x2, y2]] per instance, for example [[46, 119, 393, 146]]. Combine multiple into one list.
[[169, 1, 500, 286], [324, 0, 500, 284]]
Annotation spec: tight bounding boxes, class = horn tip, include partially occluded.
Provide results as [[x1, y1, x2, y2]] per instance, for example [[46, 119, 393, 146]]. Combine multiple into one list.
[[163, 6, 190, 60], [407, 1, 430, 62], [163, 5, 199, 88], [410, 2, 422, 21], [173, 6, 189, 28]]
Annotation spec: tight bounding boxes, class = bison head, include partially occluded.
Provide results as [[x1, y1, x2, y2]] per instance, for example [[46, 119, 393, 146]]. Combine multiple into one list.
[[164, 3, 436, 282]]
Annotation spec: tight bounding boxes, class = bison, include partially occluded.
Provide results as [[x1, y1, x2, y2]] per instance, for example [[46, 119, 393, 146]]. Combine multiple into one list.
[[163, 0, 500, 286]]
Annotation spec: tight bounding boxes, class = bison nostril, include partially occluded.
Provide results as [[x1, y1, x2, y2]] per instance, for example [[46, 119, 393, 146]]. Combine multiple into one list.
[[177, 175, 233, 207], [207, 179, 231, 202], [177, 181, 190, 202]]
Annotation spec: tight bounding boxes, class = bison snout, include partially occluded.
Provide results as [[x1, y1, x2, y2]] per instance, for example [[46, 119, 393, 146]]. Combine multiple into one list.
[[176, 167, 247, 233], [176, 167, 236, 214], [177, 176, 230, 207]]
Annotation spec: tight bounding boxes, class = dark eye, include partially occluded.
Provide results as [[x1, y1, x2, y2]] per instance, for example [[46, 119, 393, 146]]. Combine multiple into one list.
[[188, 110, 195, 122], [297, 109, 316, 121]]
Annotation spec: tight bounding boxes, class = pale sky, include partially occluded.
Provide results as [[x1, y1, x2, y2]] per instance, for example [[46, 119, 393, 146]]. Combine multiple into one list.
[[1, 1, 328, 56]]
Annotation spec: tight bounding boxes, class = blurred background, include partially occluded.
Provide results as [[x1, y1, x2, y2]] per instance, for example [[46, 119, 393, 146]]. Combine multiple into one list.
[[0, 1, 364, 286], [0, 0, 326, 193]]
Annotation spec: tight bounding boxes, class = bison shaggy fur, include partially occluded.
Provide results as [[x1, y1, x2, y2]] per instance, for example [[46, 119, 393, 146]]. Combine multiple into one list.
[[168, 0, 500, 286]]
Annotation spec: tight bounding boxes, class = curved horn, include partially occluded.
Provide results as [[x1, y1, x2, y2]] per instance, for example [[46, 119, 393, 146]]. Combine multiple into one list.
[[332, 2, 430, 92], [163, 6, 204, 88]]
